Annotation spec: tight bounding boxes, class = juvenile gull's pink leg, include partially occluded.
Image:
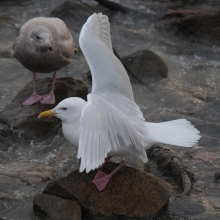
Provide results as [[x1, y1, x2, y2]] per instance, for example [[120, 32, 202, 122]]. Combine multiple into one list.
[[92, 160, 126, 191], [22, 72, 42, 105], [41, 71, 56, 104]]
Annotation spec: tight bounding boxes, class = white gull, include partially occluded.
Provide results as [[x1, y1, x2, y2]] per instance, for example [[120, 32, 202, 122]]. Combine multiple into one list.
[[38, 13, 200, 191]]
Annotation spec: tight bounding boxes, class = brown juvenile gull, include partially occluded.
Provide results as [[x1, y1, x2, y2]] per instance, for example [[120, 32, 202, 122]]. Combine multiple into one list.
[[13, 17, 74, 105]]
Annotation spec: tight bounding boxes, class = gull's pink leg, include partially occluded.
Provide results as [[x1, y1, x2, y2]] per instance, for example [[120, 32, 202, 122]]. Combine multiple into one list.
[[41, 71, 56, 105], [92, 160, 126, 191], [22, 72, 42, 106], [99, 157, 113, 169]]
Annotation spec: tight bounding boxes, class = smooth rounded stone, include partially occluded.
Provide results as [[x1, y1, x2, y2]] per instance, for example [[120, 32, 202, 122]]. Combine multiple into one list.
[[159, 8, 220, 45], [33, 194, 81, 220], [0, 162, 56, 186], [42, 162, 172, 219], [0, 77, 88, 142], [123, 49, 168, 83]]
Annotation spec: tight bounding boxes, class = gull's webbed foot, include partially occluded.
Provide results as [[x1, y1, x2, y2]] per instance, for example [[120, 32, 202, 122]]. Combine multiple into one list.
[[40, 92, 55, 105]]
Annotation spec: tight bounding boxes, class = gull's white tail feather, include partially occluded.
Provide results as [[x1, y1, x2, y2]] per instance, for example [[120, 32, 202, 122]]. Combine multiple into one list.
[[144, 119, 200, 148]]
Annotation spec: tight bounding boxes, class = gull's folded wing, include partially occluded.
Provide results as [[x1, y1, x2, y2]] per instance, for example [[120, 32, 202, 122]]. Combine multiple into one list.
[[77, 94, 148, 173]]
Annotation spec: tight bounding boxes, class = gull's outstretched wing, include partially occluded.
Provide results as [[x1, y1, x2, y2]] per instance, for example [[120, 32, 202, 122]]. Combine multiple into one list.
[[77, 94, 148, 173], [79, 13, 147, 135], [79, 13, 134, 101]]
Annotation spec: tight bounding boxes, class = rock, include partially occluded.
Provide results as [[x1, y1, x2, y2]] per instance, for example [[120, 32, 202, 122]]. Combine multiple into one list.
[[168, 197, 205, 217], [33, 194, 81, 220], [160, 8, 220, 45], [123, 49, 168, 83], [0, 162, 55, 187], [0, 77, 88, 148], [41, 162, 172, 219]]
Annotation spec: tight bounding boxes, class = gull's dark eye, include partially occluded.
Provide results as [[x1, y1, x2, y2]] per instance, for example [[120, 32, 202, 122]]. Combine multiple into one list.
[[36, 36, 40, 39], [62, 107, 67, 111]]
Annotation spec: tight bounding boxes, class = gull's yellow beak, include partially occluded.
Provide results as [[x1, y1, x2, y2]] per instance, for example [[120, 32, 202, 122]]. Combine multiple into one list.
[[38, 109, 56, 119]]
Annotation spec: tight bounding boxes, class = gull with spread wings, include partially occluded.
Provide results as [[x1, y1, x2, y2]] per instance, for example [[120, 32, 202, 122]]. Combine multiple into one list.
[[39, 13, 200, 191]]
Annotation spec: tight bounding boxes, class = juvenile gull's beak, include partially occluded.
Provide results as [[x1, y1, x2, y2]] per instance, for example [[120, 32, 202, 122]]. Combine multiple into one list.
[[44, 43, 52, 51], [38, 109, 55, 119]]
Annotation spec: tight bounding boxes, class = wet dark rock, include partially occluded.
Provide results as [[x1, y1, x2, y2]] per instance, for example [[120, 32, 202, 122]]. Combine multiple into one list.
[[0, 77, 88, 147], [41, 162, 172, 219], [94, 0, 128, 13], [33, 194, 81, 220], [160, 8, 220, 45], [123, 49, 168, 83]]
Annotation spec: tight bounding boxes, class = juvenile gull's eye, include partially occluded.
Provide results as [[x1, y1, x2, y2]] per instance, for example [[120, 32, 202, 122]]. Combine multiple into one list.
[[62, 107, 67, 111], [36, 36, 40, 39]]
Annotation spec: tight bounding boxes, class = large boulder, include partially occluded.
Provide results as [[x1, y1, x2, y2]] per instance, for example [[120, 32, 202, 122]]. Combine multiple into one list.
[[0, 77, 88, 150], [35, 162, 172, 219]]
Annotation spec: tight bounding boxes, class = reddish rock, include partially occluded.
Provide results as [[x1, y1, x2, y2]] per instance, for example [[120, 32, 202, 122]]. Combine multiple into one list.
[[33, 194, 81, 220], [43, 162, 172, 219]]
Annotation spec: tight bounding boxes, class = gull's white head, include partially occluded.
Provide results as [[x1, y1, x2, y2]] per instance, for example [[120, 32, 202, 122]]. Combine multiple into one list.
[[38, 97, 87, 123], [30, 26, 52, 51]]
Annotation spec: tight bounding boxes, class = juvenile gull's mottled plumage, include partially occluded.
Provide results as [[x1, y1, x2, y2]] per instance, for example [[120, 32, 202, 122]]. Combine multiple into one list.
[[39, 13, 200, 191], [13, 17, 74, 105]]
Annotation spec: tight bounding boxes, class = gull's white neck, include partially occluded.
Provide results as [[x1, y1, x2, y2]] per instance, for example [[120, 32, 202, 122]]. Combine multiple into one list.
[[62, 119, 80, 149]]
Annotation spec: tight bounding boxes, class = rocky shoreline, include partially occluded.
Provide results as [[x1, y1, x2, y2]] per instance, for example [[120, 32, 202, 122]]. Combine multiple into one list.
[[0, 0, 220, 220]]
